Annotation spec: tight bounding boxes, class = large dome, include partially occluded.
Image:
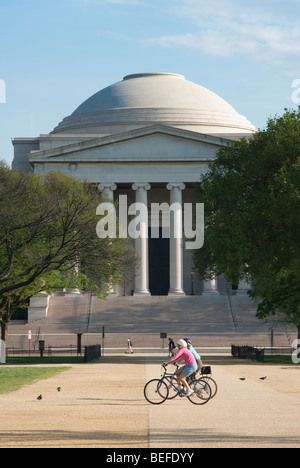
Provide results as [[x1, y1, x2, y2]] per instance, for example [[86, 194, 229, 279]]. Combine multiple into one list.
[[52, 73, 256, 136]]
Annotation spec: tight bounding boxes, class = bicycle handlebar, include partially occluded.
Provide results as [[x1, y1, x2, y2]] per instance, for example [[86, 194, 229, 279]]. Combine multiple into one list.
[[162, 362, 179, 369]]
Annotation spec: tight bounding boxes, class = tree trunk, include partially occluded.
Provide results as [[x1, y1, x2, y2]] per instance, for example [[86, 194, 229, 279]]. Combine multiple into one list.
[[1, 320, 8, 344]]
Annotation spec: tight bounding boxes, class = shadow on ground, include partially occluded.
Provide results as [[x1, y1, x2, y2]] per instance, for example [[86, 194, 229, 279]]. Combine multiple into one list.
[[95, 355, 265, 366]]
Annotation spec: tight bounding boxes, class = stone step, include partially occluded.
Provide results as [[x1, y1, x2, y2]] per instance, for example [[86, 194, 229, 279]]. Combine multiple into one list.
[[7, 292, 298, 349]]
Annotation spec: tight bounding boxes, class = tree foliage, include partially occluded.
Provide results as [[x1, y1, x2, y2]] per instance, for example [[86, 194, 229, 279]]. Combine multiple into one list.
[[0, 168, 130, 341], [194, 108, 300, 337]]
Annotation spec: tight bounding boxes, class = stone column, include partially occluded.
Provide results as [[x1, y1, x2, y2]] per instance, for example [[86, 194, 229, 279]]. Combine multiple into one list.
[[98, 183, 117, 202], [98, 183, 117, 294], [202, 275, 218, 294], [237, 278, 251, 294], [167, 183, 186, 296], [132, 183, 151, 296]]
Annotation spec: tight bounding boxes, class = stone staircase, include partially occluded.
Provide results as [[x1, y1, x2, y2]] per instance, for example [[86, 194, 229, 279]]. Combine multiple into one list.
[[7, 292, 297, 350]]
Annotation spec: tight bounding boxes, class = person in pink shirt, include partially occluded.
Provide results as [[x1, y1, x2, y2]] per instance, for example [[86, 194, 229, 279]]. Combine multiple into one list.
[[163, 339, 197, 397]]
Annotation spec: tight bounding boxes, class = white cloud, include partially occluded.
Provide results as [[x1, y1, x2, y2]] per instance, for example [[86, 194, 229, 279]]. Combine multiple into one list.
[[143, 0, 300, 69], [144, 31, 260, 58]]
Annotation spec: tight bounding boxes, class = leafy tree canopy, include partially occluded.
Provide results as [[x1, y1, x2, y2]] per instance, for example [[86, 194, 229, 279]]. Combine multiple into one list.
[[194, 108, 300, 337], [0, 168, 132, 341]]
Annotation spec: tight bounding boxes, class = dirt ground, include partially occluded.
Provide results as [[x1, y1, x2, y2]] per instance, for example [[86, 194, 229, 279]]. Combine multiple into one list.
[[0, 355, 299, 448]]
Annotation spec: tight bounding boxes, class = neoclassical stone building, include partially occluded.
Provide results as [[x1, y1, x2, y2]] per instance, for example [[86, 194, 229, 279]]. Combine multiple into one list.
[[12, 73, 255, 296]]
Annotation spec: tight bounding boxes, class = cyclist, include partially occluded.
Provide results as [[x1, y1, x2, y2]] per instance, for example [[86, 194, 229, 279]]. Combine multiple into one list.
[[183, 338, 204, 374], [163, 339, 197, 397]]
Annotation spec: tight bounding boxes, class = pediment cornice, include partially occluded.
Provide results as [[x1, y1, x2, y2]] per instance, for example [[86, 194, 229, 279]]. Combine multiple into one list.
[[29, 124, 230, 163]]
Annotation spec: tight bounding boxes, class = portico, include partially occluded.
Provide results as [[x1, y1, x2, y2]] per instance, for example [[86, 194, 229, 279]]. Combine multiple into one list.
[[96, 181, 188, 296], [25, 124, 228, 296]]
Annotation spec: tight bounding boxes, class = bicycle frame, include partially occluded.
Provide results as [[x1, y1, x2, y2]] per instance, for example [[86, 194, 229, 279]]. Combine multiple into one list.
[[160, 366, 207, 395], [160, 368, 186, 395]]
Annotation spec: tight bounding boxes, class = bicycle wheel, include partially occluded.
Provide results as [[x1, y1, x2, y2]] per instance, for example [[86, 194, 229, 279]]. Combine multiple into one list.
[[167, 384, 180, 400], [201, 376, 218, 399], [164, 370, 180, 400], [144, 379, 169, 405], [188, 379, 212, 405]]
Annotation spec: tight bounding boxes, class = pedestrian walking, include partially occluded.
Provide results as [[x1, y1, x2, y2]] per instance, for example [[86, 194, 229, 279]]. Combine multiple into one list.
[[168, 338, 176, 356], [126, 338, 134, 354]]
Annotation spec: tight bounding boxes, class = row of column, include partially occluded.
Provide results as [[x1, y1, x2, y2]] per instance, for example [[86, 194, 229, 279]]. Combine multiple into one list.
[[99, 182, 186, 296], [99, 182, 251, 296]]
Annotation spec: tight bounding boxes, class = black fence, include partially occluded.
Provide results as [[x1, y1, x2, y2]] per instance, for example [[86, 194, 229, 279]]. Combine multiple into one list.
[[7, 345, 79, 358], [85, 345, 101, 363], [231, 345, 265, 363]]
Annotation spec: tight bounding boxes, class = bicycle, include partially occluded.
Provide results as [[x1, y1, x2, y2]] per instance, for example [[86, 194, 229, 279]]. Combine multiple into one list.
[[144, 364, 212, 405], [163, 363, 217, 401], [164, 363, 194, 400], [199, 366, 218, 399]]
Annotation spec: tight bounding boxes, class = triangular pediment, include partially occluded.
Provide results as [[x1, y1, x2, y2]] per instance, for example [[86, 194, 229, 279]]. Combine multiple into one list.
[[29, 124, 229, 163]]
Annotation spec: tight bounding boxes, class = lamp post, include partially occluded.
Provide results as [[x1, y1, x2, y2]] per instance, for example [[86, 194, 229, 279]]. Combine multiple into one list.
[[190, 272, 195, 296]]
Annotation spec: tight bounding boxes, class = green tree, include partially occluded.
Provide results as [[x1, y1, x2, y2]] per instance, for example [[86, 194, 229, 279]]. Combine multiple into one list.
[[0, 168, 128, 341], [194, 108, 300, 339]]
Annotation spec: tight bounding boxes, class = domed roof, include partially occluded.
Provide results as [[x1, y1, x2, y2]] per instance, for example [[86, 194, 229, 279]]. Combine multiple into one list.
[[52, 73, 256, 135]]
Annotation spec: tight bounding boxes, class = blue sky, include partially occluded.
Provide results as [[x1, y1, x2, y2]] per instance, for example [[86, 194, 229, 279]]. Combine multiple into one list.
[[1, 0, 300, 165]]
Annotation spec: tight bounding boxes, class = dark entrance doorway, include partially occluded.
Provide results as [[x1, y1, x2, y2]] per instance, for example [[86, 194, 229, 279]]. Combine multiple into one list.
[[149, 228, 170, 295]]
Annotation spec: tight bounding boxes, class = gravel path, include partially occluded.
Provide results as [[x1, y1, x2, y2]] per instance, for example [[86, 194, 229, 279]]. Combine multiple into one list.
[[0, 357, 299, 448]]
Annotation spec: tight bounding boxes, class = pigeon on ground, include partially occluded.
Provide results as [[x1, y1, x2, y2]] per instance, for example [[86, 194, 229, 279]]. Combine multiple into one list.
[[37, 395, 43, 400], [260, 377, 267, 380]]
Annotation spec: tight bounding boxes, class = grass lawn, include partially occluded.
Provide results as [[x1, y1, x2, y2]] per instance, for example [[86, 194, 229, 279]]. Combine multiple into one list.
[[6, 356, 84, 365], [264, 355, 299, 365], [0, 367, 71, 394]]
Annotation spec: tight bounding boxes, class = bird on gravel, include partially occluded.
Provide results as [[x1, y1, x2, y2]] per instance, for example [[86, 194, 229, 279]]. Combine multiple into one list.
[[260, 376, 267, 380], [37, 395, 43, 400], [57, 387, 62, 392]]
